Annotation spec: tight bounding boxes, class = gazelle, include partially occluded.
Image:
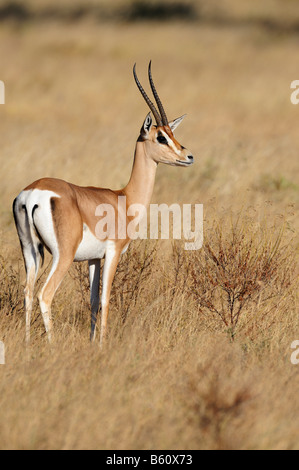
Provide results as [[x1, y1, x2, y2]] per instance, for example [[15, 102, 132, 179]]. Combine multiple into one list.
[[13, 62, 194, 345]]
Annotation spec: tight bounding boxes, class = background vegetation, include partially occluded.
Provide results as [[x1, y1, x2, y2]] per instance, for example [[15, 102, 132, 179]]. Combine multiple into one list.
[[0, 0, 299, 450]]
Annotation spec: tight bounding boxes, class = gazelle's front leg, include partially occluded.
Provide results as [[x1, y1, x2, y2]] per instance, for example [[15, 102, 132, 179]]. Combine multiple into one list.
[[100, 242, 121, 347], [89, 259, 101, 342]]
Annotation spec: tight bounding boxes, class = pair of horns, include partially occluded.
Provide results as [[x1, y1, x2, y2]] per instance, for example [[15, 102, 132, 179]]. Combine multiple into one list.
[[133, 61, 168, 127]]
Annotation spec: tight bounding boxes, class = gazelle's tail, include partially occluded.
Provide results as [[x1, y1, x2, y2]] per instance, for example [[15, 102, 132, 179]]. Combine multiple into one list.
[[13, 193, 44, 273]]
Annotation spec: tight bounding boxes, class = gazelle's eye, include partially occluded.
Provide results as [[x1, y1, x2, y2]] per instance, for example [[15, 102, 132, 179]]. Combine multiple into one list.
[[157, 135, 168, 145]]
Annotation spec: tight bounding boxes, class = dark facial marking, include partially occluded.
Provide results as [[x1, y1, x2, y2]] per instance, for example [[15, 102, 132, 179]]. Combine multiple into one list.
[[157, 132, 168, 145]]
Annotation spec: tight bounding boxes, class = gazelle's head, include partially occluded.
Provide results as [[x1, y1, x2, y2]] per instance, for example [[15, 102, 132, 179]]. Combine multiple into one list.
[[134, 62, 194, 168]]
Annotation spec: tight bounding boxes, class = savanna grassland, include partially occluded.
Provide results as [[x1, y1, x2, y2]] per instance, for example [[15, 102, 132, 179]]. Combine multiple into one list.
[[0, 0, 299, 450]]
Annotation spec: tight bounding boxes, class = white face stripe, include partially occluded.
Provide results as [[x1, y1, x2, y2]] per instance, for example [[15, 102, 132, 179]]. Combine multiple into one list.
[[158, 130, 182, 156]]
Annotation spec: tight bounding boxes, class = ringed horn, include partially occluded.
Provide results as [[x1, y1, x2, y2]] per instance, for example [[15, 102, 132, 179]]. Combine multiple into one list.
[[133, 61, 168, 127]]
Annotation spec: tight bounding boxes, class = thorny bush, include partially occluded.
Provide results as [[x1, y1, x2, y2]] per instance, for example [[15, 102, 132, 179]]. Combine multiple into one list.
[[173, 215, 297, 338]]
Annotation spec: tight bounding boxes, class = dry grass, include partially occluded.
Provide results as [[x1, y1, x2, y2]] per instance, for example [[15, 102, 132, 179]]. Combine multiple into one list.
[[1, 230, 298, 450], [0, 0, 299, 450]]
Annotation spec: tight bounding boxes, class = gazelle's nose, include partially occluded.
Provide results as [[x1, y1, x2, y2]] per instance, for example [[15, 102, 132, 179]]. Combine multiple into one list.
[[187, 155, 194, 163]]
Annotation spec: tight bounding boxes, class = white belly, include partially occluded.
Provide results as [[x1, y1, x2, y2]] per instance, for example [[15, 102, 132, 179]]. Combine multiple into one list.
[[74, 224, 107, 261]]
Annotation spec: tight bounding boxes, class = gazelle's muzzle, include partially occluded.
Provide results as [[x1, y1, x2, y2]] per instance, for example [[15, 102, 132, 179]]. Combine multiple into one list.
[[176, 155, 194, 167], [176, 148, 194, 167]]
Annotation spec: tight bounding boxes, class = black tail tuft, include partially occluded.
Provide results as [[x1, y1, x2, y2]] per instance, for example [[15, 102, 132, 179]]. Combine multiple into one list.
[[32, 204, 45, 267], [38, 243, 45, 267], [12, 197, 18, 226]]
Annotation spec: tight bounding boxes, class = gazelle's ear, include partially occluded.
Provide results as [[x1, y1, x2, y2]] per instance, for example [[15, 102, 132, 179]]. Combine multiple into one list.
[[168, 114, 186, 132], [140, 112, 153, 139]]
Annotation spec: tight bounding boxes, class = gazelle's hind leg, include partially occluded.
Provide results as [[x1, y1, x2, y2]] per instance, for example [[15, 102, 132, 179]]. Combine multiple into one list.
[[32, 196, 83, 343], [13, 198, 43, 343], [38, 248, 75, 342], [24, 255, 40, 343]]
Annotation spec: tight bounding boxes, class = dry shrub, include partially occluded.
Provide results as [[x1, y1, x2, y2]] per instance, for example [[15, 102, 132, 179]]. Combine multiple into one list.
[[0, 254, 23, 318], [173, 212, 297, 339], [68, 262, 91, 322], [112, 241, 158, 323]]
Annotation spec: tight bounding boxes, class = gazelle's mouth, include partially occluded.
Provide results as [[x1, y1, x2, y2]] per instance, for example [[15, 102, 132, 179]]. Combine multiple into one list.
[[176, 159, 193, 167]]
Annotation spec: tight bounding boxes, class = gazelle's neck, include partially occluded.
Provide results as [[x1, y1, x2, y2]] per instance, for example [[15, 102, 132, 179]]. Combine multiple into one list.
[[123, 140, 157, 208]]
